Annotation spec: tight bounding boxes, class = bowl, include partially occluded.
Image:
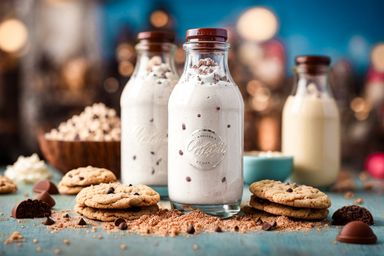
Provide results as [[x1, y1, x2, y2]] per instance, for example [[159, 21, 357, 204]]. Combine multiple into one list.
[[243, 151, 293, 185], [38, 134, 121, 178]]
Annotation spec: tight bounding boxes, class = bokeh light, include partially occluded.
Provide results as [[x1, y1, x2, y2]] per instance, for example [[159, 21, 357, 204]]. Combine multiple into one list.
[[0, 19, 28, 53], [104, 77, 120, 93], [150, 10, 169, 28], [371, 43, 384, 72], [119, 61, 134, 76], [237, 7, 278, 42]]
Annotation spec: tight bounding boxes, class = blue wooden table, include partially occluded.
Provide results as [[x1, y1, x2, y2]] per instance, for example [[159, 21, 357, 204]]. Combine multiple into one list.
[[0, 168, 383, 256]]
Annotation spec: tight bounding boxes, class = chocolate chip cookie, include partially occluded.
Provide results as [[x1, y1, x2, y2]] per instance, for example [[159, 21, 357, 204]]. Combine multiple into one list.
[[0, 176, 17, 194], [76, 183, 160, 209], [250, 196, 329, 220], [58, 166, 117, 195], [74, 204, 159, 222], [249, 180, 331, 209]]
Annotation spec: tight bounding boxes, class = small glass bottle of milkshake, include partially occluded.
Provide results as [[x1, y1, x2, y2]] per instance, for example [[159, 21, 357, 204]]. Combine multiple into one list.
[[168, 28, 244, 217], [121, 31, 179, 196], [282, 56, 340, 187]]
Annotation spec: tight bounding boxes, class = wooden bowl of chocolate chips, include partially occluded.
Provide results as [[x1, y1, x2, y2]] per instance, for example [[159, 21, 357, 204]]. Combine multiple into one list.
[[38, 103, 121, 178]]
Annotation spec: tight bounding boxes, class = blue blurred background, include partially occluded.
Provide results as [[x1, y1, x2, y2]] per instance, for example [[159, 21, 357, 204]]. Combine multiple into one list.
[[0, 0, 383, 166]]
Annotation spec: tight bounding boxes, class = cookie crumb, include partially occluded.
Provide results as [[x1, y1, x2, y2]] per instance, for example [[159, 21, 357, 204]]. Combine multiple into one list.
[[63, 239, 70, 245], [120, 244, 127, 250], [53, 248, 61, 255], [4, 231, 24, 245], [32, 238, 39, 244], [36, 246, 42, 253], [344, 191, 355, 199], [192, 244, 199, 251]]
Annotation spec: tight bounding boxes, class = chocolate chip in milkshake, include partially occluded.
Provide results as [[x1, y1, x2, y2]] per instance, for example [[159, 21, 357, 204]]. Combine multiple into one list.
[[179, 150, 183, 156], [221, 177, 226, 183], [149, 118, 154, 123], [182, 124, 186, 130], [186, 176, 191, 182], [216, 107, 221, 111], [133, 155, 137, 160], [151, 168, 155, 175], [197, 114, 201, 118], [227, 124, 231, 128]]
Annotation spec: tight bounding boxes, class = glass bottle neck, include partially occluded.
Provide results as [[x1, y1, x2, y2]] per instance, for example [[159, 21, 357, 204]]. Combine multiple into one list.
[[182, 42, 231, 81], [293, 70, 333, 98], [133, 42, 177, 77]]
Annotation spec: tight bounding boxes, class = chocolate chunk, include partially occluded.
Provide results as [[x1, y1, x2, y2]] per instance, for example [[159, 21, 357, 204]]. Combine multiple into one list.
[[150, 151, 155, 155], [332, 205, 374, 225], [186, 224, 195, 234], [255, 217, 263, 225], [262, 221, 276, 231], [35, 191, 56, 207], [79, 176, 84, 181], [197, 114, 201, 118], [286, 188, 293, 193], [336, 221, 377, 244], [43, 217, 55, 226], [182, 124, 186, 130], [216, 107, 220, 111], [234, 226, 239, 232], [186, 176, 191, 182], [128, 184, 132, 187], [227, 124, 231, 128], [114, 218, 126, 227], [221, 177, 226, 183], [118, 222, 128, 230], [77, 218, 87, 226], [214, 226, 223, 232], [134, 192, 140, 196], [107, 187, 115, 194], [63, 213, 70, 219], [179, 150, 183, 156], [32, 180, 59, 194], [11, 199, 51, 219]]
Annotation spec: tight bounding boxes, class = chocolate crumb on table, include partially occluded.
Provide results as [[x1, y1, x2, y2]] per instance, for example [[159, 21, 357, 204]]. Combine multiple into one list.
[[4, 231, 24, 245]]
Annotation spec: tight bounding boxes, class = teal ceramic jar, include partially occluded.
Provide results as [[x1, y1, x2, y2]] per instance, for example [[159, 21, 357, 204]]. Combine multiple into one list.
[[243, 151, 293, 185]]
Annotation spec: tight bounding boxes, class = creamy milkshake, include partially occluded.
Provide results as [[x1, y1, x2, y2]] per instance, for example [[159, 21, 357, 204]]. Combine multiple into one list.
[[168, 28, 244, 217], [121, 32, 178, 190], [282, 56, 340, 187]]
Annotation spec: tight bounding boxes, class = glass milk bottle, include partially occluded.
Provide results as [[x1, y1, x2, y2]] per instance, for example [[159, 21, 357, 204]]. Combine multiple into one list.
[[282, 56, 340, 187], [168, 28, 244, 217], [121, 31, 179, 195]]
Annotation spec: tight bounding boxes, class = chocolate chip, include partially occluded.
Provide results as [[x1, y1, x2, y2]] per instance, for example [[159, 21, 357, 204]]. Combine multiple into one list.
[[151, 168, 155, 175], [133, 155, 136, 160], [216, 107, 220, 111], [63, 213, 70, 218], [78, 218, 87, 226], [107, 187, 115, 194], [114, 218, 126, 226], [255, 217, 263, 225], [68, 174, 73, 178], [156, 159, 162, 165], [227, 124, 231, 128], [215, 226, 222, 232], [150, 151, 155, 155], [262, 221, 276, 231], [118, 222, 128, 230], [134, 192, 140, 196], [221, 177, 226, 183], [32, 180, 59, 194], [286, 188, 293, 193], [129, 184, 132, 187], [197, 114, 201, 118], [186, 224, 195, 234], [79, 176, 84, 181], [182, 124, 186, 130], [186, 176, 191, 182], [179, 150, 183, 156], [149, 118, 154, 123], [43, 217, 55, 226], [234, 226, 239, 232]]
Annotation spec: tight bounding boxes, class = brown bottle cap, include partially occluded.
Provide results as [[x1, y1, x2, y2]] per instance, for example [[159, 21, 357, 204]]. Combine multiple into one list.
[[137, 31, 175, 43], [186, 28, 227, 42], [295, 55, 331, 66]]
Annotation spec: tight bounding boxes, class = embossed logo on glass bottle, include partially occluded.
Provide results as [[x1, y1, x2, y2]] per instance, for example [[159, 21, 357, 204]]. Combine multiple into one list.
[[185, 129, 227, 170]]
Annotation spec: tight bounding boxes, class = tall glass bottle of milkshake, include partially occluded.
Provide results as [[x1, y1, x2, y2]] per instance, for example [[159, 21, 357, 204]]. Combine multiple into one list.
[[121, 31, 179, 196], [168, 28, 244, 217], [282, 56, 340, 187]]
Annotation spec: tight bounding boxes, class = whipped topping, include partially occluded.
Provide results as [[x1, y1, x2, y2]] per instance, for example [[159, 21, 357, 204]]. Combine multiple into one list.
[[5, 154, 51, 183]]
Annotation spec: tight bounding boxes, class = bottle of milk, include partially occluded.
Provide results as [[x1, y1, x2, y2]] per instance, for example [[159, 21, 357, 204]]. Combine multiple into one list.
[[282, 56, 340, 187], [168, 28, 244, 217], [121, 31, 179, 196]]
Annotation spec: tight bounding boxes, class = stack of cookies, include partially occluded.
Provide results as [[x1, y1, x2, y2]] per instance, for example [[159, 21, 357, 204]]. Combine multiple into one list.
[[75, 183, 160, 222], [249, 180, 331, 220], [58, 166, 117, 195]]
